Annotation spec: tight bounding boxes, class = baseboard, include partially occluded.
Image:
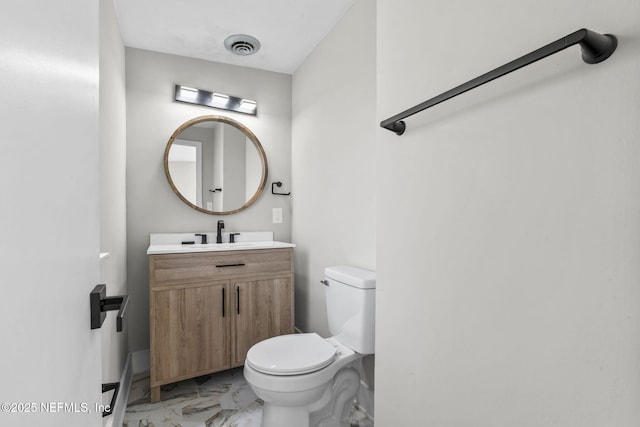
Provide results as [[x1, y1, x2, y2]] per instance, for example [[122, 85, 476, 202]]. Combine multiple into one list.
[[103, 352, 133, 427], [356, 379, 374, 422], [131, 349, 150, 374]]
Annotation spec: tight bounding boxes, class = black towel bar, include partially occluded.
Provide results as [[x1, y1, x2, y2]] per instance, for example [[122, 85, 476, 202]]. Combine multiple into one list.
[[380, 28, 617, 135]]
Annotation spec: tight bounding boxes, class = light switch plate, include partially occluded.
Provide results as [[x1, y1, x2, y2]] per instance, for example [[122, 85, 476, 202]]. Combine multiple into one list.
[[272, 208, 283, 224]]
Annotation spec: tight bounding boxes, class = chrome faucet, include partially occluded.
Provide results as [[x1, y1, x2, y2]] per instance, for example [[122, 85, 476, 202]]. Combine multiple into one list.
[[216, 220, 224, 243]]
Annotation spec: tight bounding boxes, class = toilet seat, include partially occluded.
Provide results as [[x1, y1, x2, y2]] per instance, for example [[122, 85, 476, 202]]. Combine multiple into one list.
[[246, 333, 337, 376]]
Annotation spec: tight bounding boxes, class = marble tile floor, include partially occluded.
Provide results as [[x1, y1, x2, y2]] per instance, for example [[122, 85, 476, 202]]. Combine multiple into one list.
[[124, 367, 373, 427]]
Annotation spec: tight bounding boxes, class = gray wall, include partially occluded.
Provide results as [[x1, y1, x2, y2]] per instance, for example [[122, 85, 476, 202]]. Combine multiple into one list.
[[376, 0, 640, 425], [125, 48, 292, 352], [291, 0, 376, 391], [99, 0, 128, 387], [292, 0, 376, 337]]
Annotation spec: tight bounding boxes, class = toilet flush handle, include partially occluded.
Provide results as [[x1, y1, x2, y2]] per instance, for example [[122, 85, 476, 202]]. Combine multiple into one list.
[[320, 280, 329, 286]]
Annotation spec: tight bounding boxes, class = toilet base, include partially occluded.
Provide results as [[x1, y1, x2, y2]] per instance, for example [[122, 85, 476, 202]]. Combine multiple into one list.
[[310, 367, 360, 427], [258, 367, 360, 427], [262, 404, 312, 427]]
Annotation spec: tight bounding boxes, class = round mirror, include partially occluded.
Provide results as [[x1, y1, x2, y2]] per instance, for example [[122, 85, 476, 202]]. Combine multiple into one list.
[[164, 115, 268, 215]]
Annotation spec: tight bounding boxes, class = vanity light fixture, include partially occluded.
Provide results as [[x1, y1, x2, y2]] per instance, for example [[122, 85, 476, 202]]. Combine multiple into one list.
[[211, 92, 230, 105], [238, 99, 257, 115], [174, 84, 258, 116], [178, 86, 197, 99]]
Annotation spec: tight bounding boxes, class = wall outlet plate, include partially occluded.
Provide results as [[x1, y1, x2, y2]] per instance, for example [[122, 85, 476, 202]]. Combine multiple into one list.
[[272, 208, 283, 224]]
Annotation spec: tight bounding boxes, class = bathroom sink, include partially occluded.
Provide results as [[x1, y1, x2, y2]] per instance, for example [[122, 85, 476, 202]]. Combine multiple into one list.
[[147, 233, 294, 255], [182, 242, 272, 250]]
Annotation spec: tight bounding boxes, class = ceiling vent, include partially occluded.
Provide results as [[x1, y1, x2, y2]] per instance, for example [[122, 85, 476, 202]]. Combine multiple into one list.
[[224, 34, 261, 56]]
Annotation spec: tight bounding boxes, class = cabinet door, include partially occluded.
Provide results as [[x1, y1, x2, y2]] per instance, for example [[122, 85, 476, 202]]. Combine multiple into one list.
[[151, 281, 230, 385], [232, 275, 294, 366]]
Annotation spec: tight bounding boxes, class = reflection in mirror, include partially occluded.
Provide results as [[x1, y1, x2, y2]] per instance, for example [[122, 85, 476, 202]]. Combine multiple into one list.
[[164, 115, 268, 215]]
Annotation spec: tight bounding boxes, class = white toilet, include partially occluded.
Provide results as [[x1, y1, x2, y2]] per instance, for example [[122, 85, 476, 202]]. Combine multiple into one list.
[[244, 265, 376, 427]]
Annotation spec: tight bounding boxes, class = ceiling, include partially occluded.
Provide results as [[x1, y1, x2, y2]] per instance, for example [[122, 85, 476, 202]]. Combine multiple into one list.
[[113, 0, 357, 75]]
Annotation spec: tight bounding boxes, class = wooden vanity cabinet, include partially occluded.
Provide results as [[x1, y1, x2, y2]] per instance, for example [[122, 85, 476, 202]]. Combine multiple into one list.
[[232, 276, 294, 366], [150, 280, 230, 385], [149, 248, 294, 402]]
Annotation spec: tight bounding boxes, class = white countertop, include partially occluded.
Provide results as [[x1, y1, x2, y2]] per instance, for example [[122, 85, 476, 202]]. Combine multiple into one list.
[[147, 232, 295, 255], [147, 241, 295, 255]]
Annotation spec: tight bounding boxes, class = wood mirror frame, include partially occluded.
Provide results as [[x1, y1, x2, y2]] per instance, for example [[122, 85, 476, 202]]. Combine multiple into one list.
[[164, 115, 268, 215]]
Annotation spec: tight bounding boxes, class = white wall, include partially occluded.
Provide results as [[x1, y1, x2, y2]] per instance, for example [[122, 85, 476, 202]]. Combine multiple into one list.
[[222, 125, 247, 210], [292, 0, 376, 336], [99, 0, 128, 391], [376, 0, 640, 425], [125, 49, 292, 352], [0, 1, 103, 425], [167, 161, 197, 203]]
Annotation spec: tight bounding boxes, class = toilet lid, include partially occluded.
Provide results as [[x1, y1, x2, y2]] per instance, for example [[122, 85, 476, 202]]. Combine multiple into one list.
[[246, 333, 337, 375]]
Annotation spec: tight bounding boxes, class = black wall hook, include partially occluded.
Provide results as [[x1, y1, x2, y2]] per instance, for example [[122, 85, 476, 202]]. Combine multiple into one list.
[[271, 181, 291, 196]]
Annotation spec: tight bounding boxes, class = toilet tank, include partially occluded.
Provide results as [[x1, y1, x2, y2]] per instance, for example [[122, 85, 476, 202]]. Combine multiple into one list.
[[324, 265, 376, 354]]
